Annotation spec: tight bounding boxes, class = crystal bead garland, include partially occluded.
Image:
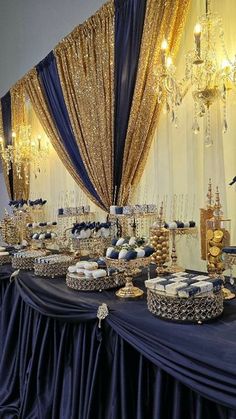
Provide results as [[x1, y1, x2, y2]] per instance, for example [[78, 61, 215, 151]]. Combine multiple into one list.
[[154, 39, 182, 125], [205, 108, 213, 147], [222, 85, 228, 134], [192, 102, 200, 135]]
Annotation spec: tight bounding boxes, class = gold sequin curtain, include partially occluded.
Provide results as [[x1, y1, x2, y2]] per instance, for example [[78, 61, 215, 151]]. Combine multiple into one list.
[[118, 0, 190, 204], [54, 1, 114, 210], [0, 101, 12, 199], [10, 81, 30, 200], [23, 69, 103, 209]]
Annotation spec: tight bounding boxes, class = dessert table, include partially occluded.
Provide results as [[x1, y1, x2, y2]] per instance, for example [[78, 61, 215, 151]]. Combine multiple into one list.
[[0, 265, 236, 419]]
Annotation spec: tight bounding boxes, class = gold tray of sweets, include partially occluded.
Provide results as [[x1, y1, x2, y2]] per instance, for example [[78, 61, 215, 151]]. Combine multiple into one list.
[[66, 271, 125, 291]]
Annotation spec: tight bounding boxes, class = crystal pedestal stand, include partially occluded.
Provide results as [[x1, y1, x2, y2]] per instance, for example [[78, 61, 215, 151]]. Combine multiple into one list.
[[105, 257, 151, 299]]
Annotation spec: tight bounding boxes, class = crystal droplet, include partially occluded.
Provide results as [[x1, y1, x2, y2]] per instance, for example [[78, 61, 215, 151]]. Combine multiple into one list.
[[223, 119, 228, 133], [221, 83, 226, 100], [192, 120, 200, 135], [175, 93, 182, 106], [199, 104, 205, 117], [174, 117, 178, 128], [171, 110, 175, 123], [205, 135, 213, 147]]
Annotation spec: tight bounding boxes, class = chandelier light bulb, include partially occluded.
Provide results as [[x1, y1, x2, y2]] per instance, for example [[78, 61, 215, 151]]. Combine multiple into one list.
[[194, 23, 202, 35], [221, 59, 229, 69], [161, 39, 168, 51]]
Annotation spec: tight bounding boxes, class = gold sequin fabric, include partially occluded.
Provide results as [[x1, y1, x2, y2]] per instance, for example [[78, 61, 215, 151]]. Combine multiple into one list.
[[54, 0, 114, 210], [118, 0, 190, 205], [23, 69, 104, 210], [11, 81, 30, 200], [0, 101, 12, 198]]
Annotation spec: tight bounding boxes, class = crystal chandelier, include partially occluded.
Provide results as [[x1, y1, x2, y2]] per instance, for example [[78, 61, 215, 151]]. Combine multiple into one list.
[[0, 125, 49, 183], [155, 39, 182, 126], [155, 0, 236, 146], [0, 126, 31, 183], [30, 134, 49, 179], [185, 0, 236, 146]]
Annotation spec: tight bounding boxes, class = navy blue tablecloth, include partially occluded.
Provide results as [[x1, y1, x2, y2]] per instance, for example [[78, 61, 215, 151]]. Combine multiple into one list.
[[1, 265, 236, 419]]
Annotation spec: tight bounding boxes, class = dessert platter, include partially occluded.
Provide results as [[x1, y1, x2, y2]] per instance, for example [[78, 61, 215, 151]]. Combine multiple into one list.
[[66, 260, 126, 291], [145, 272, 224, 323], [105, 236, 155, 298]]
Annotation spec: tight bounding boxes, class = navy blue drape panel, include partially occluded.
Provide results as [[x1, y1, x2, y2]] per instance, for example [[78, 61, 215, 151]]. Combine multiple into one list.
[[1, 91, 14, 199], [1, 270, 236, 418], [113, 0, 147, 203], [36, 52, 102, 207]]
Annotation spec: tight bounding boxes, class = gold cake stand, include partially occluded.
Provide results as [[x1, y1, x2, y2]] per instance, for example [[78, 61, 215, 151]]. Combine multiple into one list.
[[105, 257, 151, 299]]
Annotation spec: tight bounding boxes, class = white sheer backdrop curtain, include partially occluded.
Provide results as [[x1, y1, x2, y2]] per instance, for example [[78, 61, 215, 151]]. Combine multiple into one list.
[[27, 104, 106, 221], [132, 0, 236, 273]]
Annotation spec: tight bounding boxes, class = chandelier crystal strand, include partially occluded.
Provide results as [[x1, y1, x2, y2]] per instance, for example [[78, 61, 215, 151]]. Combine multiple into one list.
[[183, 0, 236, 145], [154, 38, 182, 124], [0, 124, 48, 181], [205, 107, 212, 147]]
